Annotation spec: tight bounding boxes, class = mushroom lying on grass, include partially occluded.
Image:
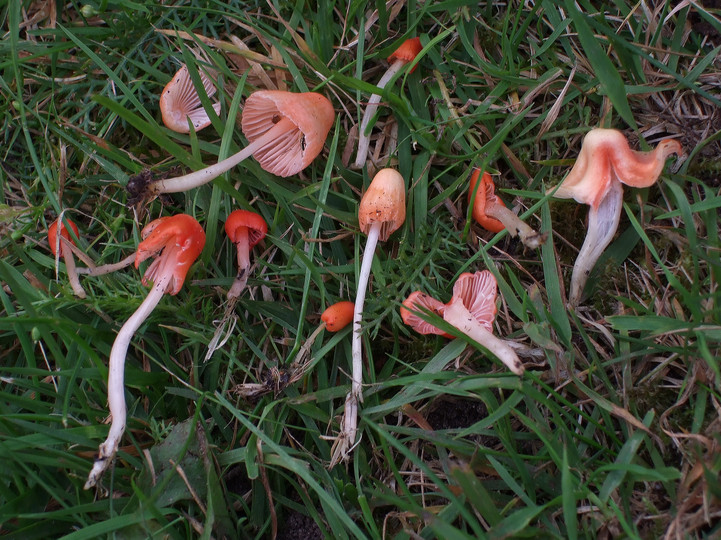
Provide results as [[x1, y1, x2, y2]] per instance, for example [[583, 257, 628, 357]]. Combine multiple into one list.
[[48, 217, 86, 298], [332, 168, 406, 465], [130, 90, 335, 201], [354, 38, 422, 169], [468, 169, 546, 249], [401, 270, 524, 375], [553, 128, 683, 306], [84, 214, 205, 489], [160, 64, 222, 133]]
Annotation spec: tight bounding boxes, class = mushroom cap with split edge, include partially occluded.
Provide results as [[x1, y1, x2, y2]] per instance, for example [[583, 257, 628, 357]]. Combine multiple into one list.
[[134, 214, 206, 295], [448, 271, 498, 332], [400, 291, 451, 337], [225, 210, 268, 248], [160, 64, 222, 133], [358, 168, 406, 241], [241, 90, 335, 177]]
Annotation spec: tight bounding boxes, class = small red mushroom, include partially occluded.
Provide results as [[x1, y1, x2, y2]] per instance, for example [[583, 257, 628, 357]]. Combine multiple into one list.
[[402, 271, 524, 375], [553, 129, 683, 306], [160, 64, 222, 133], [85, 214, 205, 489], [224, 209, 268, 298], [321, 301, 355, 332], [468, 169, 546, 248], [147, 90, 335, 196], [354, 37, 423, 169], [48, 217, 86, 298]]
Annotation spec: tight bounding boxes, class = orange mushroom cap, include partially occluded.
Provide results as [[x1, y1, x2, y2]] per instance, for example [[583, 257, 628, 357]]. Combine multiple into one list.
[[448, 271, 498, 333], [134, 214, 205, 295], [160, 64, 222, 133], [48, 218, 80, 256], [321, 301, 355, 332], [555, 129, 684, 209], [240, 90, 335, 178], [358, 168, 406, 241], [468, 169, 506, 233], [400, 291, 452, 338], [225, 210, 268, 248], [388, 37, 423, 73]]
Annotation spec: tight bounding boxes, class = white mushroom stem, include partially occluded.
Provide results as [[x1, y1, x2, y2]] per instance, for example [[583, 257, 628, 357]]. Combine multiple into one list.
[[60, 241, 87, 298], [484, 202, 547, 249], [569, 180, 624, 307], [76, 254, 136, 276], [443, 299, 525, 375], [354, 59, 406, 169], [84, 277, 167, 489], [151, 117, 295, 194], [228, 231, 251, 299]]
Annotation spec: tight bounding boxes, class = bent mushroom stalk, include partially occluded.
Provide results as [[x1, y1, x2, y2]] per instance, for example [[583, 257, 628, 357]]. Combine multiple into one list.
[[354, 38, 422, 169], [48, 217, 86, 298], [160, 64, 222, 133], [553, 128, 683, 306], [332, 168, 406, 466], [134, 90, 334, 199], [224, 209, 268, 299], [401, 271, 524, 375], [468, 169, 546, 248], [84, 214, 205, 490]]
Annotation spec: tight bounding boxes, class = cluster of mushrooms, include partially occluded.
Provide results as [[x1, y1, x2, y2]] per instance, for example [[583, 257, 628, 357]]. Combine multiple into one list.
[[45, 38, 683, 488]]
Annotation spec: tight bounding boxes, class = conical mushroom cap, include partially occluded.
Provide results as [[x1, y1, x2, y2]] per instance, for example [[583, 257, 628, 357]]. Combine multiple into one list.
[[160, 65, 222, 133], [358, 168, 406, 241], [555, 129, 683, 209], [241, 90, 335, 177], [449, 271, 497, 332], [468, 169, 506, 233], [48, 218, 80, 256], [388, 37, 423, 73]]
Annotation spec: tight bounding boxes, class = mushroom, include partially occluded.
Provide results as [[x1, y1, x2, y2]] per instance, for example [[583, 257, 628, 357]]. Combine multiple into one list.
[[353, 37, 423, 169], [553, 129, 683, 306], [85, 214, 205, 489], [160, 64, 222, 133], [224, 209, 268, 299], [48, 217, 86, 298], [332, 168, 406, 465], [139, 90, 335, 198], [321, 300, 355, 332], [468, 169, 546, 248], [401, 270, 524, 375]]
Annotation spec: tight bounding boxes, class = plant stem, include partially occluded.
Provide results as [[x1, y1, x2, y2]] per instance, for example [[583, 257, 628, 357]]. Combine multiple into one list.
[[485, 202, 547, 249], [443, 299, 525, 375], [151, 117, 295, 194], [353, 59, 404, 169], [84, 280, 166, 489]]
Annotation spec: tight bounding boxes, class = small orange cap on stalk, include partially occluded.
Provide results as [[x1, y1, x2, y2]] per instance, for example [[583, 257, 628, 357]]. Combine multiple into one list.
[[388, 38, 423, 73]]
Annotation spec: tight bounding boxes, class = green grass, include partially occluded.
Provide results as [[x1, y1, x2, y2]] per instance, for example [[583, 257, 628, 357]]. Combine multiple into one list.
[[2, 1, 720, 538]]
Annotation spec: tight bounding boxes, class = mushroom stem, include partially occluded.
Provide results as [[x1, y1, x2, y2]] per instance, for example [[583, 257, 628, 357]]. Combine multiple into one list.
[[569, 179, 624, 307], [76, 254, 137, 276], [443, 298, 524, 375], [84, 276, 167, 489], [353, 59, 405, 169], [61, 242, 87, 298], [151, 117, 296, 195], [228, 230, 251, 299], [484, 202, 547, 249]]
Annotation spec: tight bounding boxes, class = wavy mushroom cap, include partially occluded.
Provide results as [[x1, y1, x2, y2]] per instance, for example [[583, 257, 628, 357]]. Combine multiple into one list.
[[468, 169, 506, 233], [240, 90, 335, 177], [224, 209, 268, 248], [555, 128, 684, 209], [400, 291, 451, 337], [388, 37, 423, 73], [48, 218, 80, 256], [160, 64, 222, 133], [321, 301, 355, 332], [449, 271, 498, 333], [358, 168, 406, 241], [135, 214, 206, 295]]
